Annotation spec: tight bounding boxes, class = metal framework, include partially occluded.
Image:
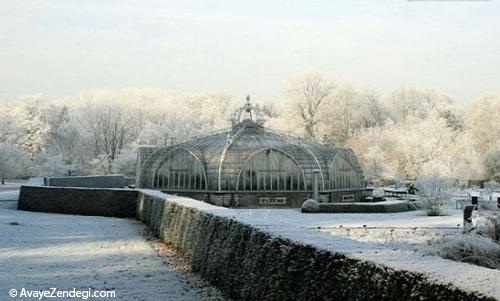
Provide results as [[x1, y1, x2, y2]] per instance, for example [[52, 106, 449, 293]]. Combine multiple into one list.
[[137, 96, 367, 196], [152, 147, 208, 191], [236, 148, 307, 192]]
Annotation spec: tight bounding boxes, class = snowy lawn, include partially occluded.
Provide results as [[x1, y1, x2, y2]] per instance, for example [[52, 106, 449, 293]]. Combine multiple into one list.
[[0, 205, 226, 301], [212, 202, 496, 259], [214, 207, 464, 230], [212, 206, 495, 259], [322, 226, 461, 252]]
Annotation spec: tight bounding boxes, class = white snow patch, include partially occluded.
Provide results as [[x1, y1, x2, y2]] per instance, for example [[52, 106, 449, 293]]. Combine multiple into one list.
[[139, 189, 226, 210], [333, 199, 409, 206], [24, 177, 44, 186], [0, 205, 225, 301], [0, 190, 19, 201]]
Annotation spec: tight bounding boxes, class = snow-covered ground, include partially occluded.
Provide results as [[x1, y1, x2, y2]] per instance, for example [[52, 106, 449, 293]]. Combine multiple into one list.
[[211, 206, 467, 257], [210, 206, 465, 230], [207, 207, 470, 259], [0, 204, 226, 301], [0, 182, 22, 192], [0, 190, 19, 201], [0, 182, 20, 202], [323, 226, 461, 251]]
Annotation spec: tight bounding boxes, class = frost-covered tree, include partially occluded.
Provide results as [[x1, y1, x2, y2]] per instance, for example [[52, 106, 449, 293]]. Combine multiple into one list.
[[112, 148, 137, 176], [346, 111, 481, 182], [322, 85, 362, 145], [78, 100, 136, 173], [359, 89, 386, 129], [384, 88, 453, 123], [0, 112, 20, 144], [484, 150, 500, 180], [415, 171, 452, 216], [466, 94, 500, 154], [281, 74, 379, 145], [13, 95, 49, 160], [136, 116, 202, 147], [284, 73, 335, 139], [189, 92, 236, 130], [30, 154, 75, 177], [0, 143, 27, 184], [46, 107, 84, 176]]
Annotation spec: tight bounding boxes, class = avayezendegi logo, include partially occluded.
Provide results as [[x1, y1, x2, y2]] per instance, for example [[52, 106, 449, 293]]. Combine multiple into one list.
[[8, 288, 116, 299]]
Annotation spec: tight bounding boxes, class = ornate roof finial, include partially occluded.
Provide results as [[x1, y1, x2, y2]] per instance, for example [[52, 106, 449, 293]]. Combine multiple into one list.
[[243, 94, 252, 114], [230, 94, 265, 131]]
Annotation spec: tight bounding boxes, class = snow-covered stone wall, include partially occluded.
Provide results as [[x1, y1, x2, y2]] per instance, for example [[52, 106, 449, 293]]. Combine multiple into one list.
[[136, 191, 496, 301], [45, 174, 126, 188], [313, 200, 415, 213], [18, 186, 137, 217]]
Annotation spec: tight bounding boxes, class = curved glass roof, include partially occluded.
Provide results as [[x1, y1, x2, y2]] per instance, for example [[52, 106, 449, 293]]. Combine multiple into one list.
[[137, 97, 366, 192]]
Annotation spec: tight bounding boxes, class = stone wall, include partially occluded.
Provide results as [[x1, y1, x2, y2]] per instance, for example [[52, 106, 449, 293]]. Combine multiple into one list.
[[46, 175, 125, 188], [136, 192, 495, 301], [314, 200, 415, 213], [329, 189, 371, 203], [18, 186, 137, 217]]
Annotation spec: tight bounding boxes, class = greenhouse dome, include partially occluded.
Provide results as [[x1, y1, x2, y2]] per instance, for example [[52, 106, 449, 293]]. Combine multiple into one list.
[[136, 96, 370, 207]]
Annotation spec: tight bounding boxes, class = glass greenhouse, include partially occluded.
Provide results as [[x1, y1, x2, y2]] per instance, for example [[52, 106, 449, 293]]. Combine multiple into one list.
[[136, 97, 370, 207]]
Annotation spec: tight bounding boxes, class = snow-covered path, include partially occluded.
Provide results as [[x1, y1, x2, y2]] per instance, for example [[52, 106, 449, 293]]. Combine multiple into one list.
[[0, 182, 22, 192], [0, 205, 226, 301], [0, 190, 19, 201]]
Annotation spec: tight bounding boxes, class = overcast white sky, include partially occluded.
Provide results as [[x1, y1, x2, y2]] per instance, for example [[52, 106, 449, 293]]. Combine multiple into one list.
[[0, 0, 499, 103]]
